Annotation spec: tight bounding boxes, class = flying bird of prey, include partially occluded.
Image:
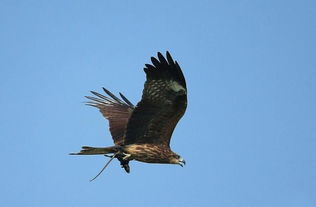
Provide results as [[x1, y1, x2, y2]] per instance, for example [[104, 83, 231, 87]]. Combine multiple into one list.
[[70, 51, 187, 180]]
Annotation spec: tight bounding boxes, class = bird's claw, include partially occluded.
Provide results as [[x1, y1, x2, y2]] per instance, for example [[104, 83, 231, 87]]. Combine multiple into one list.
[[122, 153, 131, 160]]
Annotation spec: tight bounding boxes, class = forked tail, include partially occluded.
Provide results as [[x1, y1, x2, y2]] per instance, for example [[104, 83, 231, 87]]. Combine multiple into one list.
[[69, 146, 119, 155]]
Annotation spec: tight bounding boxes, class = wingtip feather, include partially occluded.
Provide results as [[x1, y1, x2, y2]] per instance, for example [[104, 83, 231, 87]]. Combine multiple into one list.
[[119, 92, 134, 107], [157, 52, 168, 65], [151, 57, 160, 67], [166, 51, 174, 64]]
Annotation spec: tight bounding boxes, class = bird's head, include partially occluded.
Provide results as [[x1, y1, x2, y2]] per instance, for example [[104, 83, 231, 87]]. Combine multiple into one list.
[[170, 154, 186, 167]]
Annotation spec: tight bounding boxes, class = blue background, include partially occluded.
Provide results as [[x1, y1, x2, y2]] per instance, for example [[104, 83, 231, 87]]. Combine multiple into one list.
[[1, 1, 315, 206]]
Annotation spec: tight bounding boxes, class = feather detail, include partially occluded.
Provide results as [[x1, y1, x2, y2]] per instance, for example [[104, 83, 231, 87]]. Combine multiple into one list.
[[86, 89, 134, 145]]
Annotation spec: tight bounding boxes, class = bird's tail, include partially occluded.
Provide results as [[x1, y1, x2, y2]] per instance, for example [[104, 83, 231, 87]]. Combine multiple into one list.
[[69, 146, 119, 155]]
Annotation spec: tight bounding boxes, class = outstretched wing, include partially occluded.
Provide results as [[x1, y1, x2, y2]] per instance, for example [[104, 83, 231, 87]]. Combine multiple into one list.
[[86, 88, 134, 145], [124, 51, 187, 146]]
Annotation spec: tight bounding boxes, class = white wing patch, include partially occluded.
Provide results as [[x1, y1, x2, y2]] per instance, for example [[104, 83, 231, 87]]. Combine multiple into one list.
[[170, 81, 186, 93]]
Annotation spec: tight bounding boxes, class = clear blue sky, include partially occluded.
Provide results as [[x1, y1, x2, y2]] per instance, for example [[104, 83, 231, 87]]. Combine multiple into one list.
[[1, 1, 315, 206]]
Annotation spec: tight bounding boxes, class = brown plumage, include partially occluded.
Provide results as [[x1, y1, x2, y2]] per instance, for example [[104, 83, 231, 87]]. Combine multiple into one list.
[[70, 51, 187, 179]]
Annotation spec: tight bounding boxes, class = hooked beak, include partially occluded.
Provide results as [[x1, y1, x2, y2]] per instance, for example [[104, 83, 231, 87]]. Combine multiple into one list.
[[178, 158, 186, 167]]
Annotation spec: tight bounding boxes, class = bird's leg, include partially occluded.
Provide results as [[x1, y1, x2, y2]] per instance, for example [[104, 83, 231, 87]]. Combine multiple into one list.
[[122, 152, 131, 160]]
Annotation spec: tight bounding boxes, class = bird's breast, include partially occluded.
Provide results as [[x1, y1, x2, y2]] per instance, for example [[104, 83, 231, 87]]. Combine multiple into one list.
[[123, 144, 172, 164]]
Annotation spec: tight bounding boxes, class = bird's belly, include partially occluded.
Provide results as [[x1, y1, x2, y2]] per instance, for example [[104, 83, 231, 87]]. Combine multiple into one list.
[[123, 144, 170, 164]]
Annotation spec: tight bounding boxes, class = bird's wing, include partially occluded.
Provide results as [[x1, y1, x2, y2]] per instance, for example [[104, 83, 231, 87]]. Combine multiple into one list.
[[86, 88, 134, 145], [124, 51, 187, 146]]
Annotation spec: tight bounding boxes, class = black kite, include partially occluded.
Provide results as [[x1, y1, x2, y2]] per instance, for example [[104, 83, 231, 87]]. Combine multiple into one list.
[[70, 51, 187, 180]]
